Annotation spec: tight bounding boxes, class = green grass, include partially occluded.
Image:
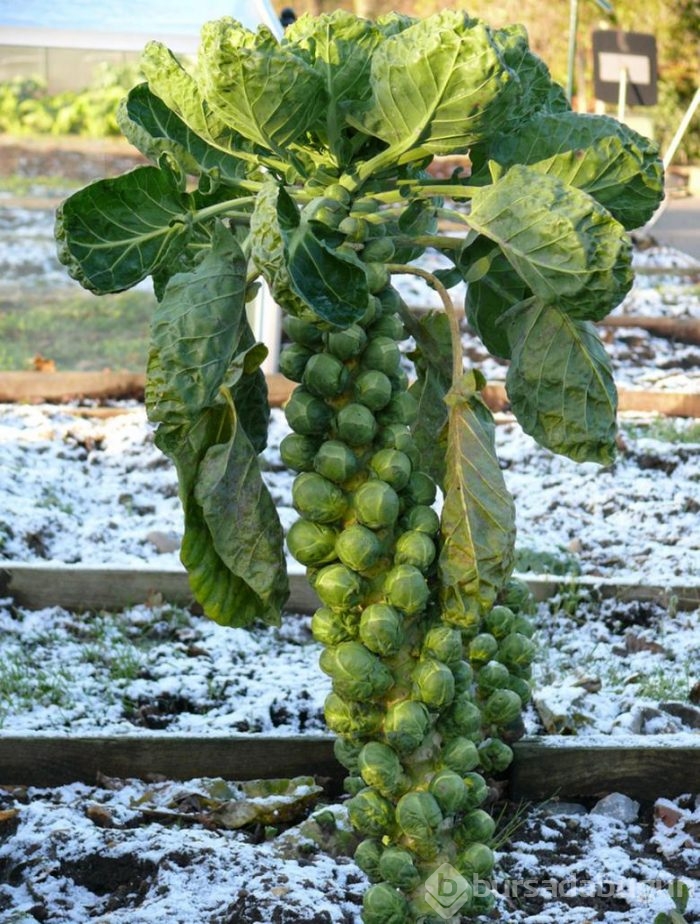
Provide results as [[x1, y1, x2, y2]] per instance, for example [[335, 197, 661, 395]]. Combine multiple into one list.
[[0, 287, 155, 371], [0, 174, 81, 197], [620, 417, 700, 444]]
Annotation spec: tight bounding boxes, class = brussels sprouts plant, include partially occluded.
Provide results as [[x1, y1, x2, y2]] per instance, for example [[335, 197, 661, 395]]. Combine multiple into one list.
[[55, 9, 664, 922]]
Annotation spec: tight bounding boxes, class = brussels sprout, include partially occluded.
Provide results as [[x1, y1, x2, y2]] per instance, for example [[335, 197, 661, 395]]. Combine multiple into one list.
[[468, 633, 499, 666], [376, 284, 403, 315], [383, 700, 430, 755], [441, 593, 482, 634], [500, 576, 537, 616], [339, 214, 370, 242], [451, 660, 475, 694], [478, 737, 514, 774], [483, 688, 523, 728], [292, 472, 346, 524], [359, 603, 404, 656], [286, 519, 338, 566], [412, 658, 455, 709], [369, 312, 406, 341], [334, 736, 363, 773], [323, 182, 352, 205], [311, 606, 353, 646], [512, 612, 536, 638], [278, 342, 313, 382], [385, 564, 430, 615], [441, 736, 480, 775], [370, 449, 412, 491], [302, 352, 350, 397], [326, 324, 368, 360], [358, 741, 406, 796], [422, 625, 462, 664], [347, 787, 395, 837], [365, 262, 391, 294], [457, 843, 495, 878], [283, 315, 324, 348], [362, 882, 410, 924], [362, 335, 401, 376], [462, 772, 489, 809], [455, 808, 496, 847], [395, 530, 436, 572], [336, 403, 378, 446], [429, 769, 468, 815], [303, 194, 348, 228], [355, 369, 393, 411], [483, 605, 515, 640], [324, 692, 382, 737], [378, 847, 420, 891], [376, 424, 419, 465], [285, 387, 334, 436], [320, 640, 394, 701], [313, 439, 359, 483], [496, 632, 537, 671], [471, 882, 496, 916], [402, 471, 437, 507], [279, 432, 319, 472], [395, 790, 443, 844], [476, 660, 511, 696], [344, 775, 366, 796], [361, 236, 396, 263], [401, 504, 440, 536], [354, 838, 383, 881], [354, 480, 401, 530], [335, 523, 383, 573], [377, 392, 419, 427], [506, 674, 532, 705], [437, 694, 482, 740], [314, 562, 364, 610]]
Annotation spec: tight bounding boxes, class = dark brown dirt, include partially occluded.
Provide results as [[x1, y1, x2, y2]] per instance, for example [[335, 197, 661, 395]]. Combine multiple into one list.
[[0, 136, 146, 182]]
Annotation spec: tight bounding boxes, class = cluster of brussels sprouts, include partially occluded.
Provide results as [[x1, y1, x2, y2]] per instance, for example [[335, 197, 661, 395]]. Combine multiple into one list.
[[276, 219, 537, 921]]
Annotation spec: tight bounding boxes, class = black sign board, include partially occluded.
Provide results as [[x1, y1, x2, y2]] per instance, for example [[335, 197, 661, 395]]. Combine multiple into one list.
[[593, 30, 658, 106]]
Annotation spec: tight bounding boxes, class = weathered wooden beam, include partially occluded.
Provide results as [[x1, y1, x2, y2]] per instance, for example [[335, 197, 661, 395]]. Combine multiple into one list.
[[1, 372, 698, 417], [1, 734, 697, 799], [1, 563, 697, 614]]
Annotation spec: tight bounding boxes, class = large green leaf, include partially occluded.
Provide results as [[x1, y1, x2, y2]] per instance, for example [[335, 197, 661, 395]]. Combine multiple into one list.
[[198, 18, 327, 153], [145, 224, 287, 626], [407, 311, 453, 488], [284, 11, 382, 158], [140, 41, 241, 154], [117, 83, 247, 188], [484, 112, 665, 230], [461, 236, 529, 359], [277, 188, 370, 327], [55, 165, 192, 293], [439, 371, 516, 620], [505, 300, 617, 464], [468, 166, 633, 321], [349, 10, 516, 156]]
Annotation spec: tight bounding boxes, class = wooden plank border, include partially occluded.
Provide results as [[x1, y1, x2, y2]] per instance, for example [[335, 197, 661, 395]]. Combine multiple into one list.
[[1, 563, 698, 614], [1, 372, 698, 418], [0, 734, 697, 799]]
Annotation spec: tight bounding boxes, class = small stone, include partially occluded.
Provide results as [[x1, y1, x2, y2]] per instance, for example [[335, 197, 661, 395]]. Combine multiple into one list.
[[638, 706, 682, 735], [591, 792, 640, 823], [659, 701, 700, 730], [654, 798, 683, 828], [145, 530, 181, 554]]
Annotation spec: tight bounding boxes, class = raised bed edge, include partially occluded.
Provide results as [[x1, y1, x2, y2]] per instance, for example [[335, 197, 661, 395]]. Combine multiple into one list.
[[1, 563, 698, 614], [0, 734, 697, 801]]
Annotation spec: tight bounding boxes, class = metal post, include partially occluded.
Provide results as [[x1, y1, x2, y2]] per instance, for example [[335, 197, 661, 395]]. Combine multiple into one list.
[[663, 86, 700, 170], [566, 0, 579, 103], [617, 66, 628, 123]]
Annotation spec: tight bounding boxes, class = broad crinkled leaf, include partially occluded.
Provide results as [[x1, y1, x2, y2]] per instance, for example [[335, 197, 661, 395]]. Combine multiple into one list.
[[141, 42, 241, 154], [407, 311, 453, 487], [145, 224, 287, 627], [277, 188, 370, 327], [349, 11, 516, 156], [284, 11, 382, 156], [117, 82, 247, 188], [439, 371, 516, 618], [484, 111, 665, 230], [55, 165, 192, 293], [468, 165, 633, 321], [198, 18, 327, 152], [505, 300, 617, 464], [461, 236, 528, 359]]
